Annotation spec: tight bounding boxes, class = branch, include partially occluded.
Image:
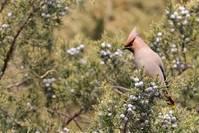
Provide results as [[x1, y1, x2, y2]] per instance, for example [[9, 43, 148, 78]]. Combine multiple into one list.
[[6, 78, 30, 90], [112, 85, 130, 93], [0, 2, 41, 80], [108, 78, 130, 94], [0, 13, 32, 79], [122, 119, 129, 133], [65, 108, 84, 125], [47, 108, 83, 131], [73, 119, 83, 131], [120, 108, 129, 133], [40, 69, 57, 79], [64, 108, 83, 131], [0, 0, 9, 13]]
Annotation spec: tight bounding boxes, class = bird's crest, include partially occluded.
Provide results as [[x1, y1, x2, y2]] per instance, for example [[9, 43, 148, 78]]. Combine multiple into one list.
[[125, 27, 138, 47]]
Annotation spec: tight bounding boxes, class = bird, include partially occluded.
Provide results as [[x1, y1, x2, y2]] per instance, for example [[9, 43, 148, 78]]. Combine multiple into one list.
[[123, 27, 174, 105]]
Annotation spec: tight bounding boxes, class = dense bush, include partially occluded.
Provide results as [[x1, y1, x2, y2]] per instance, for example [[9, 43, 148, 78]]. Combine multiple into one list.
[[0, 0, 199, 132]]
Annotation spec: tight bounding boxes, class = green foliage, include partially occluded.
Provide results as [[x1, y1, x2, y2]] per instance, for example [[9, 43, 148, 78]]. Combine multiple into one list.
[[0, 0, 199, 132]]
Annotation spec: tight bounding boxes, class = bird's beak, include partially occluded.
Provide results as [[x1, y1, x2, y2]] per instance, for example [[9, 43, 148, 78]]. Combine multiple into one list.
[[122, 46, 131, 50], [123, 45, 134, 53]]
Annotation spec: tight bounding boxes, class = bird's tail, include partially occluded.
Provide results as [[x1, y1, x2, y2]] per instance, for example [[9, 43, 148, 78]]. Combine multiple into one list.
[[159, 65, 175, 105]]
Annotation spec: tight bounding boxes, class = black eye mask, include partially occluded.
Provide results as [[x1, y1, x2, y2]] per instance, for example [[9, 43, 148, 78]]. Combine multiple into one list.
[[123, 36, 137, 53]]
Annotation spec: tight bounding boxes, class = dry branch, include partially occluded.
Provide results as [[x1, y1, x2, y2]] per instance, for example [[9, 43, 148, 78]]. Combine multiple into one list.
[[48, 108, 83, 131], [6, 78, 30, 90], [0, 1, 43, 80], [0, 0, 9, 13], [0, 12, 33, 80], [65, 108, 84, 125]]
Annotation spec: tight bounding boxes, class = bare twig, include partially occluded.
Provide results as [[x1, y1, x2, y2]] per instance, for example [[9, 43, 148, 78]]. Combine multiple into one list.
[[120, 106, 130, 133], [0, 1, 42, 80], [0, 12, 33, 80], [40, 69, 57, 79], [65, 108, 84, 125], [113, 88, 125, 95], [0, 0, 9, 13], [6, 78, 30, 90], [64, 108, 84, 131], [108, 78, 130, 94], [122, 119, 129, 133], [112, 85, 130, 93], [47, 108, 83, 131], [73, 119, 83, 131]]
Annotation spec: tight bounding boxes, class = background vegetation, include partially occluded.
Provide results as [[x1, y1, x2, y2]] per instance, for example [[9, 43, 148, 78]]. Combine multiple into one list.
[[0, 0, 199, 132]]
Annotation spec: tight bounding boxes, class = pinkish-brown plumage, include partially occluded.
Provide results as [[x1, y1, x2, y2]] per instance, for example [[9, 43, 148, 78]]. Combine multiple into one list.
[[124, 27, 166, 83]]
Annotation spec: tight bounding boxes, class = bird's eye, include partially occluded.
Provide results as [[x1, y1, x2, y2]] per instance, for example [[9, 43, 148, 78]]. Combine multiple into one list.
[[124, 36, 137, 48], [127, 37, 136, 47], [125, 42, 133, 47]]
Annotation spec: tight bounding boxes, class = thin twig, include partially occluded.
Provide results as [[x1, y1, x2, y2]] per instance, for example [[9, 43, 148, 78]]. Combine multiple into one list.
[[0, 0, 9, 13], [73, 119, 83, 131], [108, 78, 131, 94], [120, 107, 130, 133], [0, 1, 43, 80], [0, 13, 34, 80], [122, 119, 129, 133], [112, 85, 130, 93], [6, 78, 30, 90], [113, 88, 125, 95], [64, 108, 83, 131], [65, 108, 84, 125], [48, 108, 83, 131], [40, 69, 57, 79]]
